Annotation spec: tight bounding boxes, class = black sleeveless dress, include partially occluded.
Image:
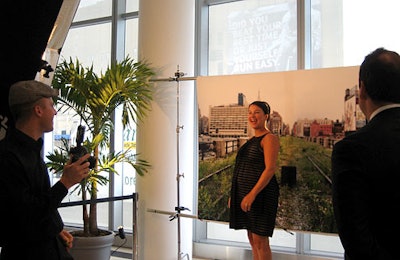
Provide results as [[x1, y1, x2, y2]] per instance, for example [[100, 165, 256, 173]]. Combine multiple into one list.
[[229, 134, 279, 237]]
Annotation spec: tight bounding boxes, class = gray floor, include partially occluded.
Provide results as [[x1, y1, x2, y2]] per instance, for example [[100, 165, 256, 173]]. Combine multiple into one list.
[[110, 247, 342, 260], [0, 246, 341, 260]]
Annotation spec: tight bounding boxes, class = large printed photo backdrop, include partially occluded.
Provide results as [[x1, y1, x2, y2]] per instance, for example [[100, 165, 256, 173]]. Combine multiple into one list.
[[197, 66, 360, 234]]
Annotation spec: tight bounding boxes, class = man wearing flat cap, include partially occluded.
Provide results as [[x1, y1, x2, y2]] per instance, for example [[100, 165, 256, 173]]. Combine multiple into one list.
[[0, 80, 91, 259]]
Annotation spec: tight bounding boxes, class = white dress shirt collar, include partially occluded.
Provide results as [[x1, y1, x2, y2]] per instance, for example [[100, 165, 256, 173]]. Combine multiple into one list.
[[369, 104, 400, 121]]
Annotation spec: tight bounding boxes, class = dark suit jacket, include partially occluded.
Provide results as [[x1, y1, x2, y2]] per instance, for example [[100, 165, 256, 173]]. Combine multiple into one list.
[[332, 107, 400, 260]]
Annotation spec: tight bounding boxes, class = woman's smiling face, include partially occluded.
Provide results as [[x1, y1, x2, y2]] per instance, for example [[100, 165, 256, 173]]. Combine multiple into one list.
[[248, 104, 268, 130]]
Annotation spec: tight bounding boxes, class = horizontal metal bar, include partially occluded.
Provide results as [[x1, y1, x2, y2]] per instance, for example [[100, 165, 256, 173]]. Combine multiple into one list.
[[60, 194, 136, 207]]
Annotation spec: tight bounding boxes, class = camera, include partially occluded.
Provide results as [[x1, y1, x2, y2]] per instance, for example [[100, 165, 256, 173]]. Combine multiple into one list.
[[70, 125, 96, 169]]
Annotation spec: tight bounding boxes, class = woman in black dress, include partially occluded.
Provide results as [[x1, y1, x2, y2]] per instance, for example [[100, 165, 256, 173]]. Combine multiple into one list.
[[229, 101, 280, 260]]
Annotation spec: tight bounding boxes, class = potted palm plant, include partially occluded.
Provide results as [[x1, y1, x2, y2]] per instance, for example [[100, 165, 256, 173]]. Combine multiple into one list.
[[46, 56, 154, 259]]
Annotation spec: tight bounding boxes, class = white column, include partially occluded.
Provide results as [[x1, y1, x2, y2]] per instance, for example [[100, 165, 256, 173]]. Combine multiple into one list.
[[136, 0, 195, 260]]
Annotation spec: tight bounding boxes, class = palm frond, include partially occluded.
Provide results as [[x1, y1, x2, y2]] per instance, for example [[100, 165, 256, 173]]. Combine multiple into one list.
[[48, 55, 154, 236]]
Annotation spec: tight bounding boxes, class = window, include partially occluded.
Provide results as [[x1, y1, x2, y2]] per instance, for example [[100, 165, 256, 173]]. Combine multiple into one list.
[[208, 0, 400, 75], [208, 0, 298, 75], [125, 18, 139, 61], [126, 0, 139, 13], [72, 0, 112, 22], [341, 0, 400, 65], [44, 6, 112, 228], [200, 0, 400, 257]]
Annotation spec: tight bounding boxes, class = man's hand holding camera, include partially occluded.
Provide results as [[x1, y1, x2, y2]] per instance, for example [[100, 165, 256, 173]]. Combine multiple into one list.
[[60, 154, 91, 189]]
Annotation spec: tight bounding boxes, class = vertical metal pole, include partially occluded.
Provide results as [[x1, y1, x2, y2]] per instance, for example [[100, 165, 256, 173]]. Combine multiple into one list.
[[132, 193, 138, 260], [176, 68, 182, 260], [148, 69, 195, 260]]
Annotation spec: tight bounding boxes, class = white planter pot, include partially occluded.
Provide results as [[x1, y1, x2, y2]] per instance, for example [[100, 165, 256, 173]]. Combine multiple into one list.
[[69, 230, 115, 260]]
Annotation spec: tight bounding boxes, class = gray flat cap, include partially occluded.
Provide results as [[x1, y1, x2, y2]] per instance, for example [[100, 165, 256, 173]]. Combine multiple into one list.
[[9, 80, 59, 106]]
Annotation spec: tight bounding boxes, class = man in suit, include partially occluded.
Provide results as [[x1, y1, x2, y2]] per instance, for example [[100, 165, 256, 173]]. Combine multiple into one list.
[[332, 47, 400, 260]]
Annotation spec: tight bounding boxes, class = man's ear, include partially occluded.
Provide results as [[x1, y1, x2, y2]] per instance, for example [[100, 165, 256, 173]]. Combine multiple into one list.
[[33, 104, 43, 116]]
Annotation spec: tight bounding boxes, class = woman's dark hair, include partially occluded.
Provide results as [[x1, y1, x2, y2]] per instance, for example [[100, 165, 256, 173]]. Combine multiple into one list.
[[359, 47, 400, 103], [250, 101, 270, 115]]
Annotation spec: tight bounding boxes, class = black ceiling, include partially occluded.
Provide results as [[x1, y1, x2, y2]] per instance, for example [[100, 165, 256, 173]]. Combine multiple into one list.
[[0, 0, 63, 129]]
